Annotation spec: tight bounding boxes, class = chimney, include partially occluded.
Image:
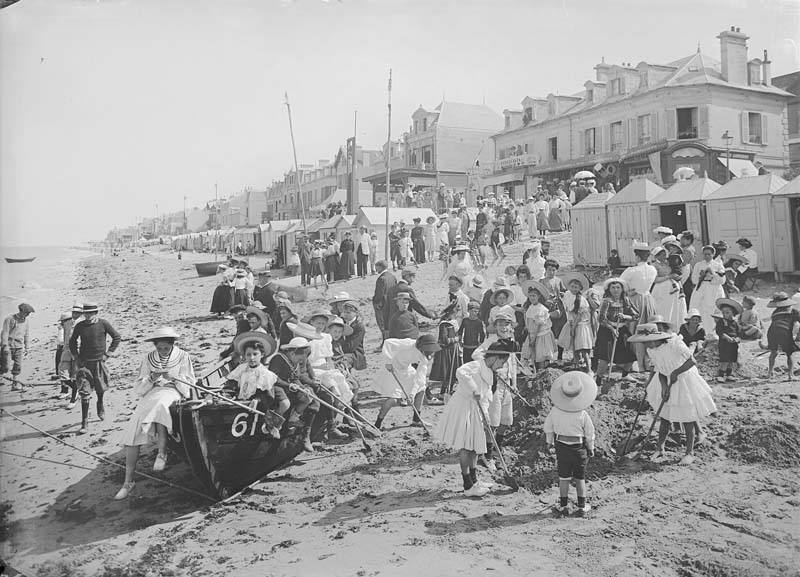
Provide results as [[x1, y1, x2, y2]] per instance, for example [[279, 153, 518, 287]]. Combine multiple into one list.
[[762, 50, 772, 85], [595, 57, 612, 83], [717, 26, 749, 85]]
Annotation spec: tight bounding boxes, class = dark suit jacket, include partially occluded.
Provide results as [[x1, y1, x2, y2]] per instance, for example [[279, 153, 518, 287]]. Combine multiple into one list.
[[341, 317, 366, 370], [373, 270, 397, 307], [254, 282, 276, 315], [386, 281, 433, 327]]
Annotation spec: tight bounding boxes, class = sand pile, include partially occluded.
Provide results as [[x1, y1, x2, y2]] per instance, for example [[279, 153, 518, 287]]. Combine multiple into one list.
[[725, 419, 800, 467]]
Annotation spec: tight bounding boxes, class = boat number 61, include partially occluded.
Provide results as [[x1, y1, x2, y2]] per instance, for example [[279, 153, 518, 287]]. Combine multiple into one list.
[[231, 411, 271, 437]]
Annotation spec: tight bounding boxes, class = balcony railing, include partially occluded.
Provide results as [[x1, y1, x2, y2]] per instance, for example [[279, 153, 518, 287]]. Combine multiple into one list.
[[496, 153, 538, 170]]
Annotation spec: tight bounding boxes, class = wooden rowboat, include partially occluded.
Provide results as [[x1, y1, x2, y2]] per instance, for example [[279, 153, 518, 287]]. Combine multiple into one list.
[[169, 358, 331, 499], [194, 260, 229, 277], [4, 257, 36, 263]]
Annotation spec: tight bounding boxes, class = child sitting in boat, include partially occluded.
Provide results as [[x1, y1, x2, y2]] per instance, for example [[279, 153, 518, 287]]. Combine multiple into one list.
[[225, 333, 288, 439], [269, 336, 319, 452]]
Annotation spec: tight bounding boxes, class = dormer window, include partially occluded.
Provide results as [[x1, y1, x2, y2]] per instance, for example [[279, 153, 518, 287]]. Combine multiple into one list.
[[422, 118, 428, 131], [586, 89, 594, 103], [610, 78, 623, 96], [523, 107, 533, 124], [548, 100, 556, 115]]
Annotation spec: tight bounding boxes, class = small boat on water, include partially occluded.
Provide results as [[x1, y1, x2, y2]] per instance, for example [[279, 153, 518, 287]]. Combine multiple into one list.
[[4, 257, 36, 263], [169, 358, 332, 499], [194, 260, 229, 277]]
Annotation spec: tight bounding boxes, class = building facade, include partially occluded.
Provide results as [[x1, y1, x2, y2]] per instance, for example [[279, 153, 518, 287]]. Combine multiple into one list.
[[478, 27, 792, 199], [772, 71, 800, 169]]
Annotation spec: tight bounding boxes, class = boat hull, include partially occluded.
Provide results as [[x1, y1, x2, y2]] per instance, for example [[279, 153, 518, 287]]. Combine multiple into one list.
[[4, 257, 36, 263], [195, 261, 228, 277]]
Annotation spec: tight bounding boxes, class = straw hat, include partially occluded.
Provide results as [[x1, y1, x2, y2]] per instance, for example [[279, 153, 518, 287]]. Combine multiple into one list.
[[281, 337, 311, 351], [653, 226, 673, 235], [307, 308, 332, 322], [415, 333, 441, 353], [650, 245, 666, 257], [766, 292, 797, 308], [684, 308, 702, 321], [726, 254, 749, 266], [83, 302, 100, 314], [245, 306, 270, 327], [71, 303, 84, 313], [491, 278, 515, 305], [648, 314, 676, 332], [663, 240, 683, 254], [521, 280, 550, 301], [602, 277, 628, 293], [233, 331, 277, 358], [559, 271, 590, 292], [632, 240, 650, 252], [275, 291, 290, 300], [660, 235, 677, 245], [549, 371, 598, 413], [472, 275, 486, 289], [59, 312, 72, 323], [286, 322, 322, 340], [275, 298, 294, 313], [628, 323, 672, 343], [339, 299, 359, 311], [144, 326, 181, 342], [329, 291, 353, 304], [715, 298, 743, 315]]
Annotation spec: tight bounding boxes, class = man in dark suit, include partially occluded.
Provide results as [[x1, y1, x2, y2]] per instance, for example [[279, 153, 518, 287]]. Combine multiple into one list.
[[372, 260, 396, 344], [253, 271, 276, 317], [385, 268, 437, 329]]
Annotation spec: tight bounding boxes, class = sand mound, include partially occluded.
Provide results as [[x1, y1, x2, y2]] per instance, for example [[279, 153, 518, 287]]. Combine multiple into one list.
[[725, 419, 800, 467]]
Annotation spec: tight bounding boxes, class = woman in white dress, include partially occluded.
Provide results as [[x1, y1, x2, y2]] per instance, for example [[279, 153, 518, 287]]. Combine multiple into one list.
[[689, 245, 726, 337], [650, 246, 687, 330], [116, 327, 195, 499], [373, 334, 440, 430], [435, 340, 515, 497], [629, 323, 717, 465]]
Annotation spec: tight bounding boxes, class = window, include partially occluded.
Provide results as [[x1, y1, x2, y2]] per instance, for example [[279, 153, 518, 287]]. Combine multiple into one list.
[[747, 112, 763, 144], [523, 107, 533, 124], [610, 78, 623, 96], [584, 128, 596, 155], [586, 89, 594, 103], [637, 114, 652, 144], [410, 150, 417, 166], [422, 118, 428, 131], [548, 137, 558, 162], [422, 146, 432, 165], [548, 101, 556, 115], [524, 143, 528, 153], [677, 107, 698, 139], [505, 116, 511, 128], [413, 120, 418, 133], [611, 121, 623, 151]]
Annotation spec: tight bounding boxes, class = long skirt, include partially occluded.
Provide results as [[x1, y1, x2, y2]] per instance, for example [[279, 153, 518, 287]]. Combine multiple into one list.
[[234, 288, 250, 307], [646, 369, 717, 423], [652, 280, 687, 331], [558, 321, 594, 352], [413, 238, 426, 263], [536, 211, 549, 232], [430, 345, 461, 393], [434, 391, 490, 453], [210, 284, 233, 313], [548, 208, 563, 232], [339, 251, 355, 278], [523, 332, 557, 363], [120, 387, 181, 446], [593, 325, 636, 364], [689, 282, 725, 335], [628, 291, 656, 370]]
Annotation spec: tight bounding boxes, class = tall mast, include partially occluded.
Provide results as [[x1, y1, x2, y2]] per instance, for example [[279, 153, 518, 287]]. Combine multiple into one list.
[[384, 69, 392, 261], [285, 92, 308, 235]]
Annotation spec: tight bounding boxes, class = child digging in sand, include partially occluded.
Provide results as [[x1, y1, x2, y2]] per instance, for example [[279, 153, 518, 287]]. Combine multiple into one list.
[[763, 292, 800, 381]]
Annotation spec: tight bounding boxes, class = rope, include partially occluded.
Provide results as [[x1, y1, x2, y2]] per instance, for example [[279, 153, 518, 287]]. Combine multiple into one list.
[[0, 449, 94, 471], [0, 408, 216, 502]]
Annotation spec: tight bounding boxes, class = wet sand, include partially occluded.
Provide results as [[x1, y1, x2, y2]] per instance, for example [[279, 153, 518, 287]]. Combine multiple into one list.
[[1, 236, 798, 577]]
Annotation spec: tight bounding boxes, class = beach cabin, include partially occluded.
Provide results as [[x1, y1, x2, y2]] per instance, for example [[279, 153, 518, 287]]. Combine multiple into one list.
[[650, 178, 721, 247], [606, 179, 665, 265], [318, 214, 357, 242], [571, 192, 614, 267], [260, 220, 302, 255], [705, 174, 788, 274], [772, 175, 800, 277], [352, 207, 437, 259]]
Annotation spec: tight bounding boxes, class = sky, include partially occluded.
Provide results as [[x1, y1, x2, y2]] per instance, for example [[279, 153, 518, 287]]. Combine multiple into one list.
[[1, 0, 798, 246]]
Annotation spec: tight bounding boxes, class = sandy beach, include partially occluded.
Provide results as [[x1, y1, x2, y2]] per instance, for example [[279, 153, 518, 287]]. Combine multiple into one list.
[[1, 237, 799, 577]]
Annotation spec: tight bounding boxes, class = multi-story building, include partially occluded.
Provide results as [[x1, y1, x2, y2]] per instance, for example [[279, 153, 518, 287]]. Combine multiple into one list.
[[479, 27, 792, 199], [363, 101, 503, 204], [772, 71, 800, 169]]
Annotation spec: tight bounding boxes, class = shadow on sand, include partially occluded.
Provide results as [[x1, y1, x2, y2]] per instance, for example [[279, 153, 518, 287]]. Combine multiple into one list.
[[315, 488, 450, 526]]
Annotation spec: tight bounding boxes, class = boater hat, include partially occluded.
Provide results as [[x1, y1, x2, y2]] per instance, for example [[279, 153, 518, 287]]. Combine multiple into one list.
[[715, 298, 743, 315], [653, 226, 673, 235], [82, 302, 99, 314], [329, 291, 353, 304], [766, 292, 797, 308], [685, 308, 702, 321], [71, 303, 84, 313], [472, 275, 486, 289], [521, 280, 550, 301], [632, 240, 650, 252], [628, 323, 671, 343], [245, 306, 270, 327], [233, 331, 277, 358], [280, 337, 311, 351], [491, 278, 515, 305], [603, 277, 628, 293], [415, 333, 441, 353], [550, 371, 598, 412], [144, 326, 181, 342], [307, 308, 332, 322], [648, 314, 676, 332], [726, 254, 748, 266], [559, 271, 590, 292], [287, 322, 322, 340]]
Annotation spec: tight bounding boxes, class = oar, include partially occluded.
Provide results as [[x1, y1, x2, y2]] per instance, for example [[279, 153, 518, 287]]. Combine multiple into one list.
[[314, 380, 372, 453], [388, 369, 431, 436], [475, 399, 519, 490]]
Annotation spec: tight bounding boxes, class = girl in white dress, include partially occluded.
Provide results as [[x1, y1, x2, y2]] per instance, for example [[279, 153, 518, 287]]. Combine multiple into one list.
[[522, 281, 557, 369], [116, 327, 195, 500], [557, 273, 597, 373], [629, 323, 717, 465], [435, 341, 515, 497], [689, 245, 726, 338]]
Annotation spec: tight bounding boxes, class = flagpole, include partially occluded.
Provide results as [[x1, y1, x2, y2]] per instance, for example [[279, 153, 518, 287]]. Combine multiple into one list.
[[384, 69, 392, 261], [285, 92, 308, 235]]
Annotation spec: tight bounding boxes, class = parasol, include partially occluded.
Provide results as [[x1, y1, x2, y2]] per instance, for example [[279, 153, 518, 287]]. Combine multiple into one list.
[[574, 170, 594, 180]]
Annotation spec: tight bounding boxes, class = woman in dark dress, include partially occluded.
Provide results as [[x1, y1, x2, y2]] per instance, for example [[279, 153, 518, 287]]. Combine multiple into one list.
[[210, 265, 234, 316], [411, 218, 426, 264], [429, 302, 461, 400], [594, 278, 639, 382], [338, 232, 355, 280]]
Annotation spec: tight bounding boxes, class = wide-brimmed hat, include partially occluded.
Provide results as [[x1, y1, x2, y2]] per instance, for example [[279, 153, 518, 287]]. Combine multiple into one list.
[[234, 331, 277, 358], [726, 254, 748, 266], [447, 275, 464, 286], [245, 306, 270, 327], [71, 303, 84, 313], [339, 299, 359, 311], [653, 226, 673, 235], [59, 312, 72, 323], [491, 279, 515, 305], [632, 240, 650, 252], [648, 314, 676, 332], [275, 291, 290, 300], [307, 308, 332, 322], [684, 308, 702, 320], [275, 298, 294, 313], [736, 238, 752, 248], [700, 244, 716, 255], [560, 271, 590, 291], [472, 275, 485, 289], [413, 217, 421, 223], [650, 245, 666, 257], [766, 292, 797, 308], [144, 326, 181, 342], [628, 323, 672, 343], [281, 336, 311, 351], [415, 333, 441, 353], [715, 298, 743, 315], [395, 291, 412, 302], [550, 371, 598, 412], [663, 240, 683, 254], [602, 277, 628, 293], [287, 322, 322, 340], [521, 280, 550, 301], [660, 235, 677, 245], [82, 302, 99, 314]]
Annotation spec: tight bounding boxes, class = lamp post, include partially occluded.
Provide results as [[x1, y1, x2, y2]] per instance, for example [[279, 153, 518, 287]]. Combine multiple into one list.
[[722, 130, 733, 183]]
